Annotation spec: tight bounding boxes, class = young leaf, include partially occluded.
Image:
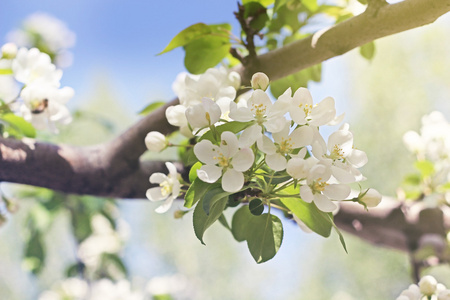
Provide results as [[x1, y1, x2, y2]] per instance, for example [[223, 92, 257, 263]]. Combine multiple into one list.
[[184, 36, 231, 74], [280, 197, 332, 237], [0, 69, 13, 75], [246, 213, 283, 263], [218, 214, 231, 231], [359, 41, 375, 61], [327, 214, 348, 253], [249, 198, 264, 216], [0, 113, 36, 138], [243, 0, 274, 6], [415, 160, 435, 178], [193, 196, 229, 244], [158, 23, 212, 55], [138, 101, 165, 115], [189, 162, 203, 183], [184, 178, 215, 208], [274, 0, 289, 11], [231, 205, 254, 242], [202, 187, 231, 215]]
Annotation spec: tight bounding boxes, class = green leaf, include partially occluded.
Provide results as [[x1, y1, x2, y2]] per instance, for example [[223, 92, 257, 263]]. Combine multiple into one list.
[[359, 41, 375, 61], [218, 213, 231, 231], [270, 64, 321, 98], [138, 101, 165, 115], [357, 0, 367, 4], [184, 36, 231, 74], [0, 69, 13, 75], [159, 23, 213, 55], [246, 213, 283, 263], [280, 197, 332, 237], [184, 178, 216, 208], [243, 2, 269, 32], [403, 173, 421, 186], [327, 214, 347, 253], [231, 205, 254, 242], [274, 0, 289, 11], [415, 160, 435, 178], [202, 187, 231, 215], [24, 231, 45, 274], [189, 162, 203, 183], [302, 0, 318, 12], [243, 0, 275, 6], [200, 121, 253, 142], [193, 196, 229, 244], [0, 113, 36, 138], [249, 198, 264, 215]]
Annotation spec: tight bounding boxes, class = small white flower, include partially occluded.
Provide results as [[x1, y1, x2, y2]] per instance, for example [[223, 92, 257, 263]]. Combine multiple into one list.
[[146, 162, 181, 213], [194, 131, 254, 193], [360, 188, 382, 208], [12, 47, 62, 86], [419, 275, 438, 296], [438, 289, 450, 300], [299, 163, 350, 212], [289, 87, 337, 126], [258, 120, 313, 171], [398, 284, 421, 300], [185, 97, 221, 129], [251, 72, 270, 91], [145, 131, 168, 152]]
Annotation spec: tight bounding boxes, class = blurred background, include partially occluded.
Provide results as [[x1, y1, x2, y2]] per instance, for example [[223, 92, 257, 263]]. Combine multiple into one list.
[[1, 0, 450, 299]]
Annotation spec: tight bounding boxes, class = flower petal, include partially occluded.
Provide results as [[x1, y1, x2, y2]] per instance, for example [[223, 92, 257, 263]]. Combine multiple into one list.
[[155, 196, 175, 214], [222, 169, 244, 192], [220, 131, 239, 158], [300, 185, 314, 203], [290, 125, 313, 148], [347, 149, 368, 168], [266, 153, 287, 171], [149, 173, 167, 184], [239, 124, 262, 148], [232, 148, 254, 172], [323, 183, 351, 200], [197, 165, 222, 183], [313, 193, 337, 212], [194, 140, 219, 165], [146, 187, 166, 202], [228, 101, 253, 122], [257, 135, 277, 154]]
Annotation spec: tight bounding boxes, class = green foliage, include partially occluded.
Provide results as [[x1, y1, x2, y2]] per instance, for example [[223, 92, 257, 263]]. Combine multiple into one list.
[[193, 195, 229, 244], [242, 0, 274, 6], [231, 206, 283, 263], [415, 160, 435, 178], [184, 35, 231, 74], [184, 178, 217, 208], [249, 198, 264, 215], [24, 230, 45, 274], [0, 68, 13, 75], [0, 113, 36, 138], [199, 121, 253, 142], [360, 41, 376, 61], [138, 101, 165, 115], [243, 2, 269, 32], [270, 64, 321, 98], [280, 197, 332, 237]]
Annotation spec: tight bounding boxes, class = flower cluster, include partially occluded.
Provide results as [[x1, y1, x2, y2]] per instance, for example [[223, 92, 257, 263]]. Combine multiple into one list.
[[145, 69, 379, 214], [403, 111, 450, 205], [396, 275, 450, 300], [0, 43, 74, 132]]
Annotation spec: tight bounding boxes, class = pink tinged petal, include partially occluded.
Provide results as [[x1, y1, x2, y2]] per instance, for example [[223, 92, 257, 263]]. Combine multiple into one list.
[[154, 196, 175, 213], [323, 183, 351, 200], [239, 125, 262, 148], [290, 126, 313, 148], [149, 173, 168, 184], [232, 148, 254, 172], [197, 165, 222, 183], [300, 185, 314, 203], [228, 101, 254, 122], [222, 169, 244, 193], [347, 149, 368, 168], [220, 131, 239, 157], [309, 97, 336, 126], [313, 193, 337, 212], [286, 158, 309, 179], [257, 135, 277, 154], [266, 153, 287, 171], [328, 130, 353, 156], [272, 120, 291, 143], [146, 187, 166, 202], [265, 116, 287, 133], [194, 140, 218, 165]]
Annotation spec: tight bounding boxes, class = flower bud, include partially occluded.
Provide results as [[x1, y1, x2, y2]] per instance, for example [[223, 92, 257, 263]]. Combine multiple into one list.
[[1, 43, 18, 59], [251, 72, 270, 91], [419, 275, 438, 296], [145, 131, 168, 152], [360, 188, 382, 208]]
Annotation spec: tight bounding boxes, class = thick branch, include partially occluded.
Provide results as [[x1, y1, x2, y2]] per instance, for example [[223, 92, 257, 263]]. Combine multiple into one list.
[[237, 0, 450, 83]]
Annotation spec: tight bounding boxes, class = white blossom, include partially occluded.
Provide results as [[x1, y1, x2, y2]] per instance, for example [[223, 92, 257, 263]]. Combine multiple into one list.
[[251, 72, 269, 91], [185, 97, 221, 129], [289, 87, 337, 126], [146, 162, 181, 213], [194, 131, 254, 193], [145, 131, 168, 152], [360, 188, 382, 208], [1, 43, 18, 59], [419, 275, 438, 296]]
